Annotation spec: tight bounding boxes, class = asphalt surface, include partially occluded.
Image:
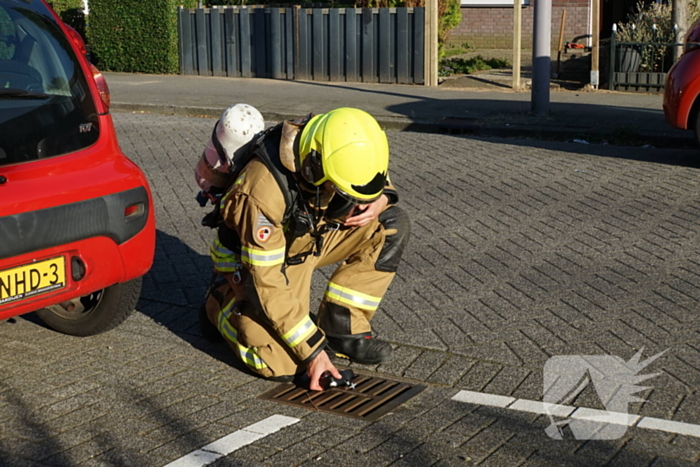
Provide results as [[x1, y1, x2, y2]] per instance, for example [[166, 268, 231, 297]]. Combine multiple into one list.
[[3, 75, 700, 466], [104, 72, 696, 149]]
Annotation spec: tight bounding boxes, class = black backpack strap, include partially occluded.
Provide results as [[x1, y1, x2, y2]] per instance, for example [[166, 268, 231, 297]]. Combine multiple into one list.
[[251, 123, 298, 224], [209, 120, 228, 166]]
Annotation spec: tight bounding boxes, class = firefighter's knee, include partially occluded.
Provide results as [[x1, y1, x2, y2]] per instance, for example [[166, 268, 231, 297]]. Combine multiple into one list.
[[376, 206, 410, 273]]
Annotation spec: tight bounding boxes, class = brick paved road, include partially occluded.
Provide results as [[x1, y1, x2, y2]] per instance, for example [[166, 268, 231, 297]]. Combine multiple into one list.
[[2, 112, 700, 466]]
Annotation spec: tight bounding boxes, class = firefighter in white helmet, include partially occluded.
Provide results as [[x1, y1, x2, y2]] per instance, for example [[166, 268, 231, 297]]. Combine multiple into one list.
[[201, 107, 410, 391]]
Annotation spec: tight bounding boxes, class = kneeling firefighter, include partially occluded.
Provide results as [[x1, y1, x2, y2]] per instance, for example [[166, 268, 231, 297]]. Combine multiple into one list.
[[199, 106, 410, 390]]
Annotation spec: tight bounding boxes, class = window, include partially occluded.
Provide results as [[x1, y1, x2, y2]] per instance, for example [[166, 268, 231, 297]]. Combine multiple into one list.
[[0, 0, 99, 166]]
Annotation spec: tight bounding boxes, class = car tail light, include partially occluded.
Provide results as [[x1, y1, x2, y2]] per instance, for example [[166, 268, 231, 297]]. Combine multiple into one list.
[[90, 63, 111, 109]]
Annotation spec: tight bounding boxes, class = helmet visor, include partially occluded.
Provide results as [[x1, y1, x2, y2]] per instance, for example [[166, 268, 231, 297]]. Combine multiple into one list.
[[332, 183, 383, 205]]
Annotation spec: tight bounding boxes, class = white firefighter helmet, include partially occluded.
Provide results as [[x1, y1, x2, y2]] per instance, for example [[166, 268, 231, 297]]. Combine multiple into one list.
[[215, 103, 265, 161], [195, 103, 265, 195]]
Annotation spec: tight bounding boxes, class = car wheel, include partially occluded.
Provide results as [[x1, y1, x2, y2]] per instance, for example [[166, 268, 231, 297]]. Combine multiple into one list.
[[36, 277, 142, 336]]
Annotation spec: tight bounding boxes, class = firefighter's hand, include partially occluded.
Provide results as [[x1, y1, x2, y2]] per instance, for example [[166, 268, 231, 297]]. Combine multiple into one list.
[[307, 350, 342, 391], [344, 194, 388, 227]]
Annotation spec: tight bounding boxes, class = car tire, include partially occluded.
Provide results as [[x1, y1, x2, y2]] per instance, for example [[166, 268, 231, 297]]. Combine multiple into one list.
[[35, 277, 142, 336]]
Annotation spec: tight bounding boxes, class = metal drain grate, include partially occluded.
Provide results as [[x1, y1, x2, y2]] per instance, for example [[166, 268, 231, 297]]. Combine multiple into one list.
[[258, 373, 425, 422]]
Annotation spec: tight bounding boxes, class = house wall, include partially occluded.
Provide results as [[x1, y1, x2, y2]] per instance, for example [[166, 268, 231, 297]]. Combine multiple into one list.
[[448, 0, 590, 50]]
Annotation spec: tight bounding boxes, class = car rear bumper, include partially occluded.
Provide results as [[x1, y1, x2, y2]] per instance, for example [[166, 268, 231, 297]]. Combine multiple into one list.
[[1, 186, 150, 259], [0, 216, 155, 320]]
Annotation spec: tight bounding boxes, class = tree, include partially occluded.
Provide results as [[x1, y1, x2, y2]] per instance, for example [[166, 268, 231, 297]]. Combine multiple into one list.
[[672, 0, 688, 61]]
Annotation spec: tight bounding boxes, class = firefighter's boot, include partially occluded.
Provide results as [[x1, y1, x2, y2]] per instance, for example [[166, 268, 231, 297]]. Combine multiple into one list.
[[327, 335, 393, 365]]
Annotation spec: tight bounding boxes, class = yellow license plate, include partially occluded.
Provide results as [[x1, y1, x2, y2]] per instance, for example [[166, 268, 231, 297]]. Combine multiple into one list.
[[0, 257, 66, 306]]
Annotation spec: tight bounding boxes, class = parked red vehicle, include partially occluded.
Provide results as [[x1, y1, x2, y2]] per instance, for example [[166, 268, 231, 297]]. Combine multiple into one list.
[[0, 0, 156, 335], [663, 20, 700, 145]]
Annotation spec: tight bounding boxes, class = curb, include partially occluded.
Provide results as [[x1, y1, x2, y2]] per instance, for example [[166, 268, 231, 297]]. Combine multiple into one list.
[[111, 102, 697, 150]]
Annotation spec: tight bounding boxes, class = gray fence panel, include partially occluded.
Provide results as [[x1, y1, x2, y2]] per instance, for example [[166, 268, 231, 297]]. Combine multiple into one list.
[[396, 8, 408, 83], [345, 9, 357, 82], [195, 9, 209, 75], [298, 9, 310, 80], [179, 6, 424, 84], [179, 9, 194, 75], [239, 8, 252, 78], [329, 9, 341, 81], [252, 9, 266, 77], [361, 9, 374, 83], [312, 9, 325, 80], [210, 9, 223, 76], [379, 8, 391, 83], [413, 7, 424, 85], [224, 8, 238, 77], [286, 9, 294, 79], [271, 9, 282, 79]]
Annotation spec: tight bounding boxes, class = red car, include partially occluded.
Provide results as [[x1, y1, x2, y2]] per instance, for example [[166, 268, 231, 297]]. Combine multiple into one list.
[[663, 20, 700, 144], [0, 0, 155, 335]]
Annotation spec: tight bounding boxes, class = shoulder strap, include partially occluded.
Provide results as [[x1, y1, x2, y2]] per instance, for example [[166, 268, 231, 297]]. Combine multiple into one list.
[[250, 123, 299, 225], [209, 120, 228, 166]]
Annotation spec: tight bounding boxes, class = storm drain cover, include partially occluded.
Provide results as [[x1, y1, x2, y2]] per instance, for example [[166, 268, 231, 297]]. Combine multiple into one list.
[[258, 373, 425, 422]]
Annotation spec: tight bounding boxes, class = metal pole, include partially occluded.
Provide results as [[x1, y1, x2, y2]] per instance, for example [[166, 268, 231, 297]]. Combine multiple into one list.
[[672, 0, 688, 61], [513, 0, 521, 90], [591, 0, 599, 88], [609, 24, 616, 91], [531, 0, 552, 115]]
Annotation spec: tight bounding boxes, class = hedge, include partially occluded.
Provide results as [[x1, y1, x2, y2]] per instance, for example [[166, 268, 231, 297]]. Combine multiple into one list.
[[87, 0, 196, 74]]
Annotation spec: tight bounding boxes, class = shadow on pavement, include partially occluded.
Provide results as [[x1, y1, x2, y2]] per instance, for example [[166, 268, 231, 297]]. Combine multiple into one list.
[[446, 404, 655, 466], [136, 229, 263, 379], [448, 133, 700, 170]]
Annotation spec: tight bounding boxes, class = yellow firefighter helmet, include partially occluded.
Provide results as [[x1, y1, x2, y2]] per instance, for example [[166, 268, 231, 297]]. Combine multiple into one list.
[[298, 107, 389, 204]]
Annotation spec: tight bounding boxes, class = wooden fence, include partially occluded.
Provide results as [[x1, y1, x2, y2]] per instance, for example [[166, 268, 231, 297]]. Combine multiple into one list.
[[178, 6, 425, 84]]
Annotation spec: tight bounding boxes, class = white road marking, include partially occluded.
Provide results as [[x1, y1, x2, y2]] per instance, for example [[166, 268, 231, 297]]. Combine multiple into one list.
[[637, 417, 700, 437], [569, 407, 639, 426], [451, 390, 515, 407], [508, 399, 575, 417], [451, 390, 700, 438], [163, 415, 300, 467]]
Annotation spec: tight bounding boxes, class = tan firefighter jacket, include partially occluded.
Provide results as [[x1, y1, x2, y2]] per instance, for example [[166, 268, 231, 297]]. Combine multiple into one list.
[[215, 121, 397, 365]]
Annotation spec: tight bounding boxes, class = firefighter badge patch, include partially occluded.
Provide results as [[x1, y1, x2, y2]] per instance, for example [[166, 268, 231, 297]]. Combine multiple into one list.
[[256, 214, 274, 244]]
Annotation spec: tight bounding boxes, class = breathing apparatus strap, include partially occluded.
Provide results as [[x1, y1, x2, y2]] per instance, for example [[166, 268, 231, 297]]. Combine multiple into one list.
[[209, 120, 228, 166]]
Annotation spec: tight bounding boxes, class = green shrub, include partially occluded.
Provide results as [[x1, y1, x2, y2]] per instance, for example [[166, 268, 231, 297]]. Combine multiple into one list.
[[438, 0, 461, 59], [439, 55, 510, 77], [87, 0, 196, 74], [615, 0, 700, 72]]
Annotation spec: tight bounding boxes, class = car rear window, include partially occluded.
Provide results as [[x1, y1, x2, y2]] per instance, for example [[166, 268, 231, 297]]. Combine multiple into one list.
[[0, 0, 99, 166]]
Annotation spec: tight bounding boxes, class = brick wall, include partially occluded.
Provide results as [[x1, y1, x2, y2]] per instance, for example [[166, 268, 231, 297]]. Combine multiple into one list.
[[448, 0, 590, 50]]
